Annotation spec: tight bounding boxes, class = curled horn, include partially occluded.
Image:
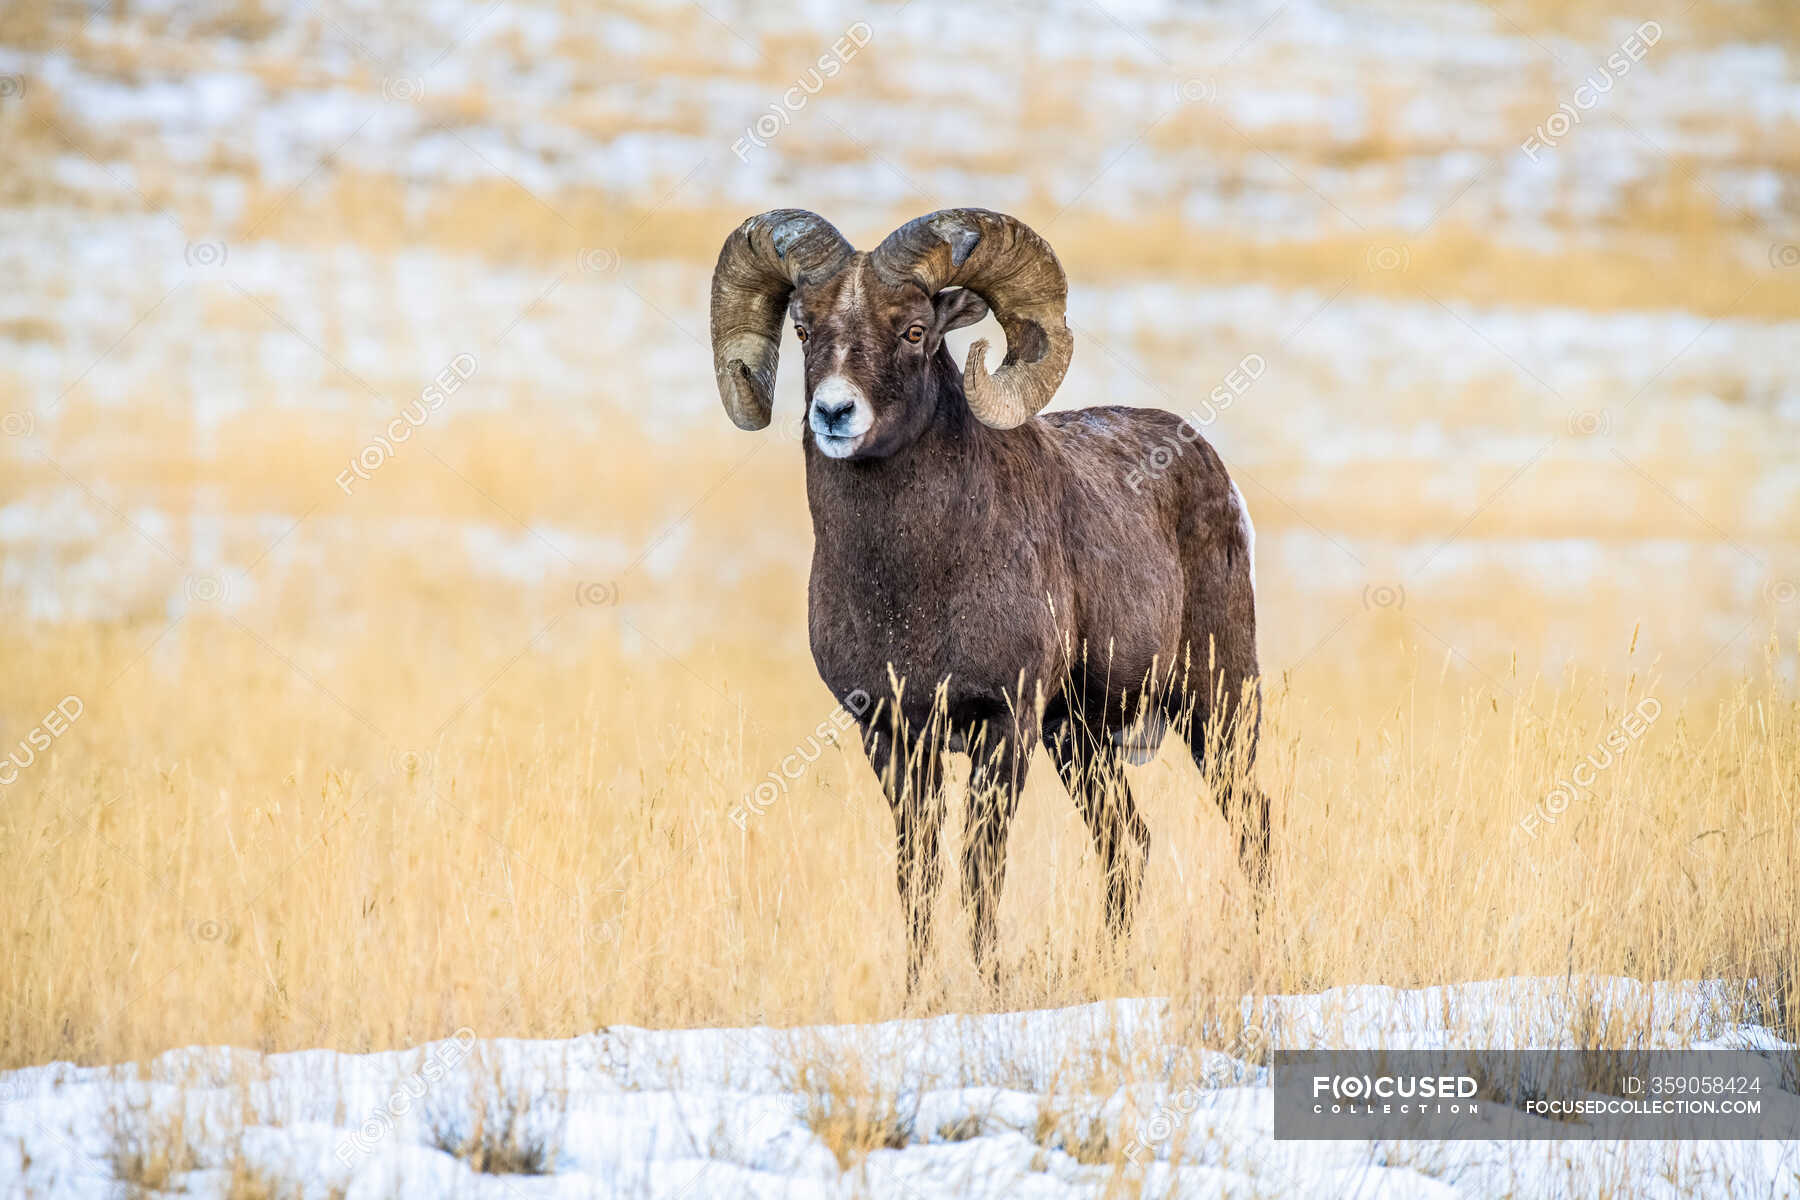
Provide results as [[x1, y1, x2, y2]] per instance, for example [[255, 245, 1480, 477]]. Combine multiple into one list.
[[709, 210, 855, 430], [872, 209, 1072, 429]]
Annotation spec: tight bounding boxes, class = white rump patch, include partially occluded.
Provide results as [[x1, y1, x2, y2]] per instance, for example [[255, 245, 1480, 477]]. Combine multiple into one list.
[[1229, 477, 1256, 599]]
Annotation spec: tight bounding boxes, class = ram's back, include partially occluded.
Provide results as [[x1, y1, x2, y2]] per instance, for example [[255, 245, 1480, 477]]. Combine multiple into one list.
[[1034, 406, 1254, 687]]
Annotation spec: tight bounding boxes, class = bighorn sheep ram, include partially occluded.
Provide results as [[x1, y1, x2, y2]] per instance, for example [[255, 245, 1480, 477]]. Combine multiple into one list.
[[710, 208, 1267, 988]]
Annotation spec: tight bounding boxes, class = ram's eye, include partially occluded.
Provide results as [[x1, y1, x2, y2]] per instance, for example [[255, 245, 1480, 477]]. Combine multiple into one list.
[[903, 324, 925, 344], [794, 325, 809, 342]]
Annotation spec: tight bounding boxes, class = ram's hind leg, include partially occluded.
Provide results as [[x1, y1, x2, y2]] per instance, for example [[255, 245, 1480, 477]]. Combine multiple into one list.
[[1179, 657, 1269, 893], [1044, 714, 1150, 942], [1173, 468, 1270, 893], [1174, 560, 1269, 895]]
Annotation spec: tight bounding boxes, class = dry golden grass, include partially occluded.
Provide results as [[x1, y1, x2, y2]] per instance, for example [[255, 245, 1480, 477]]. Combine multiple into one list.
[[3, 531, 1795, 1069]]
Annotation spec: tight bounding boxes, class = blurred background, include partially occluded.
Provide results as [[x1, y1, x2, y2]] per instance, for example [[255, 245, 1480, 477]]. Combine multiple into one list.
[[1, 0, 1796, 691], [2, 0, 1799, 1060]]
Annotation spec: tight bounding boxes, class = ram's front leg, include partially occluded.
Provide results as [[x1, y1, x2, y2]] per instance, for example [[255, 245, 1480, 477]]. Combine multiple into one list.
[[961, 719, 1034, 990], [864, 722, 948, 998]]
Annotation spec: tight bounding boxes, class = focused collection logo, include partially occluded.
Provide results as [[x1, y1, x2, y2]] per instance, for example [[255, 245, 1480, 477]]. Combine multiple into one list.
[[1310, 1072, 1481, 1115]]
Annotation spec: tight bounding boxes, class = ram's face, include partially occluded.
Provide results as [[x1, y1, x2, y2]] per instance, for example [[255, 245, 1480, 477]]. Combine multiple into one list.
[[790, 255, 987, 460]]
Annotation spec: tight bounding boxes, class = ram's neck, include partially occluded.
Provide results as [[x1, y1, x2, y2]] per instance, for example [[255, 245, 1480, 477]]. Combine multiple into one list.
[[803, 349, 992, 569]]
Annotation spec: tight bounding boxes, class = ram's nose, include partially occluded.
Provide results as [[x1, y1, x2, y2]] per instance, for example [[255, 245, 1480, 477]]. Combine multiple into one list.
[[810, 396, 857, 434], [807, 376, 872, 444]]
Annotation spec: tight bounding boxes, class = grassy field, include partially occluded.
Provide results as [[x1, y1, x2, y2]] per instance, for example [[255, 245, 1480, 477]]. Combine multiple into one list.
[[3, 545, 1796, 1069]]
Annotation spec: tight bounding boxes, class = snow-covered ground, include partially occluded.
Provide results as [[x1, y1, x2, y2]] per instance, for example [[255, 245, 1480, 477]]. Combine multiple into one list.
[[3, 977, 1796, 1197]]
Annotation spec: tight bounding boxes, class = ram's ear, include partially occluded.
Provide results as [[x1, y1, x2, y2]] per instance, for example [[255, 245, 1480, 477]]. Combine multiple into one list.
[[931, 287, 988, 334]]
